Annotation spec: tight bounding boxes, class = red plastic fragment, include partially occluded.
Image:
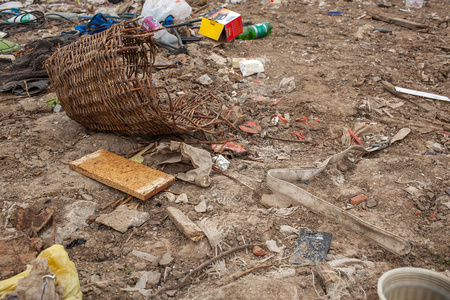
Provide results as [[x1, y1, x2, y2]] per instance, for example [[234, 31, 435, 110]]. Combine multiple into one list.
[[348, 129, 362, 145], [212, 141, 247, 154], [292, 131, 306, 140], [273, 97, 284, 106], [239, 121, 262, 134], [274, 113, 288, 122]]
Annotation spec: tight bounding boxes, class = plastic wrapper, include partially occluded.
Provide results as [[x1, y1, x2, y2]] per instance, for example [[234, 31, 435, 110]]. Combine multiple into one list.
[[0, 245, 82, 300]]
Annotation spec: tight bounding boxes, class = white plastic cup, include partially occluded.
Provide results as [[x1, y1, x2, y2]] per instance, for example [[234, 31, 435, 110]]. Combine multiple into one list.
[[378, 267, 450, 300]]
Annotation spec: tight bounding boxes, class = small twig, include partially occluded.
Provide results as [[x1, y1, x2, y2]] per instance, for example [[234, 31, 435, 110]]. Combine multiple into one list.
[[243, 157, 264, 163], [212, 166, 262, 198], [265, 135, 312, 144], [101, 197, 125, 210], [117, 195, 133, 208], [23, 80, 30, 97], [185, 138, 239, 145], [233, 264, 281, 280], [163, 190, 181, 195], [52, 213, 55, 245], [147, 244, 258, 298]]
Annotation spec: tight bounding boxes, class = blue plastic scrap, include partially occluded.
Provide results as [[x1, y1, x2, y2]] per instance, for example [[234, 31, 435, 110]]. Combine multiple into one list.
[[75, 14, 118, 35]]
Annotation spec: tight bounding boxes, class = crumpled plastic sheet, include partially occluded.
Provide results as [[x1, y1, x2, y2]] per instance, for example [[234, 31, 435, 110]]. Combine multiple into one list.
[[151, 141, 212, 187]]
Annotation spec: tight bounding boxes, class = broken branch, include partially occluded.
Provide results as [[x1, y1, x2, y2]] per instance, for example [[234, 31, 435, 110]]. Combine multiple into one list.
[[233, 264, 281, 280]]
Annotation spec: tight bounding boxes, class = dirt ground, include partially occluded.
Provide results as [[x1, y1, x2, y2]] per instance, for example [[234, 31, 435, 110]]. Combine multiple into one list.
[[1, 0, 449, 299]]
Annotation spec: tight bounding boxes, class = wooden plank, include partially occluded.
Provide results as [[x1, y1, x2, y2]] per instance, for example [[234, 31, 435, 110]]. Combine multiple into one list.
[[70, 149, 175, 200]]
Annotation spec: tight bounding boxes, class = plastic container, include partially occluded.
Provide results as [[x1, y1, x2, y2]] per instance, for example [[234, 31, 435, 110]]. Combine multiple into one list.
[[237, 22, 273, 40], [378, 267, 450, 300], [142, 16, 178, 46], [140, 0, 192, 22], [405, 0, 424, 8], [6, 13, 36, 23]]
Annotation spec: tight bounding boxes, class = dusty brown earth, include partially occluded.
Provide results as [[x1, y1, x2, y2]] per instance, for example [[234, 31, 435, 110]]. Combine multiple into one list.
[[1, 0, 449, 299]]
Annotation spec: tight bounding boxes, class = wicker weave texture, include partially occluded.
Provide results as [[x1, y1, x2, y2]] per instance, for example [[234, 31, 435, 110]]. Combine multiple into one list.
[[45, 21, 226, 136]]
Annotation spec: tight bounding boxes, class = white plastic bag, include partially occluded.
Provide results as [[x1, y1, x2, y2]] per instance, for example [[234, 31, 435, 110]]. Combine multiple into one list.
[[140, 0, 192, 22]]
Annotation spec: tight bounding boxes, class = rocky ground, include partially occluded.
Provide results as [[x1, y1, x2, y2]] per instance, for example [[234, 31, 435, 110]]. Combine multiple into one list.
[[0, 0, 449, 299]]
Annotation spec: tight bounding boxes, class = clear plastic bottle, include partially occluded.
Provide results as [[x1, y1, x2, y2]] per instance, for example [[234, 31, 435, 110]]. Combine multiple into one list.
[[142, 16, 178, 46], [6, 13, 36, 23], [236, 22, 273, 40]]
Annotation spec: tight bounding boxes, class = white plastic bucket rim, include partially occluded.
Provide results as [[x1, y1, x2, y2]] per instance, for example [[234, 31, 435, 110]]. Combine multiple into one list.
[[378, 267, 450, 300]]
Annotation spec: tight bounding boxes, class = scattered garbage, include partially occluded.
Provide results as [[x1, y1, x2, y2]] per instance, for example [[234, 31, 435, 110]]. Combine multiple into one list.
[[265, 240, 283, 253], [199, 7, 243, 42], [70, 149, 175, 200], [0, 245, 82, 300], [237, 22, 273, 40], [142, 16, 178, 46], [289, 230, 332, 265], [211, 141, 247, 156], [212, 154, 230, 171]]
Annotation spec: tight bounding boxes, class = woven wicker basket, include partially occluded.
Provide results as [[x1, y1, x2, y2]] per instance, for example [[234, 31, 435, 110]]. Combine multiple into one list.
[[45, 20, 227, 136]]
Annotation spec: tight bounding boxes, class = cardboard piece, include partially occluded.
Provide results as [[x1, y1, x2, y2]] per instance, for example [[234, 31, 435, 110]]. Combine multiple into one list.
[[70, 149, 175, 200], [199, 7, 243, 42]]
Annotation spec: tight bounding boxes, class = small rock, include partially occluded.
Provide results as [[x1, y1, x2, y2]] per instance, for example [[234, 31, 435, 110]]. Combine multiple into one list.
[[207, 53, 227, 65], [351, 194, 367, 206], [280, 225, 299, 235], [366, 199, 377, 208], [147, 271, 161, 285], [38, 150, 51, 161], [252, 246, 267, 256], [279, 77, 296, 93], [53, 104, 64, 113], [160, 192, 176, 202], [194, 200, 207, 213], [197, 74, 213, 85], [132, 250, 159, 266], [175, 193, 189, 204], [429, 213, 436, 220], [239, 60, 264, 77], [266, 240, 282, 253], [134, 262, 147, 271], [159, 253, 174, 266], [166, 290, 177, 297], [96, 206, 149, 233]]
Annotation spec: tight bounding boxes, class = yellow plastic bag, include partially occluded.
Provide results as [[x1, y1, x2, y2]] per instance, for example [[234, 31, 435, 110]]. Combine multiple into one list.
[[0, 244, 82, 299]]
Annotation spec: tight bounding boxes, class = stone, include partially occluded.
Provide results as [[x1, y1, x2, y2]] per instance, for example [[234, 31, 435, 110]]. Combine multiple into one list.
[[159, 253, 174, 266], [351, 194, 367, 206], [38, 150, 51, 161], [134, 262, 147, 271], [132, 250, 159, 266], [239, 60, 264, 77], [207, 53, 227, 65], [178, 239, 211, 259], [166, 207, 204, 242], [279, 77, 296, 93], [366, 198, 377, 208], [175, 193, 189, 204], [96, 205, 149, 233], [260, 194, 292, 209], [253, 246, 267, 256], [194, 200, 207, 213], [266, 240, 282, 253], [19, 98, 52, 113], [197, 74, 213, 85], [166, 290, 177, 297], [147, 271, 161, 285], [160, 192, 176, 202], [280, 225, 299, 235]]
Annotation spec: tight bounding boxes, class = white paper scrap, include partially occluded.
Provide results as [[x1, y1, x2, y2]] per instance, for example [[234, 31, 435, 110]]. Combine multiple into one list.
[[394, 87, 449, 102]]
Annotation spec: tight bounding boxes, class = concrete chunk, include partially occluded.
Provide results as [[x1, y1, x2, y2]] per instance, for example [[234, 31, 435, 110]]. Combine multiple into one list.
[[166, 207, 204, 242]]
